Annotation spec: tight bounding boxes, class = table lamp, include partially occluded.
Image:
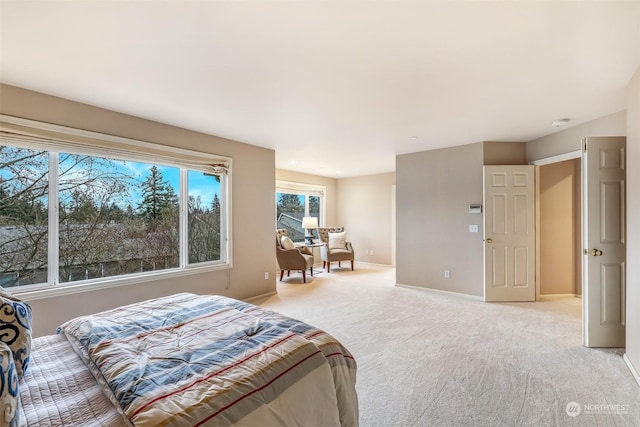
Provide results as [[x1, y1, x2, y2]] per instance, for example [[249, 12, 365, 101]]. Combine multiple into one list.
[[302, 216, 318, 244]]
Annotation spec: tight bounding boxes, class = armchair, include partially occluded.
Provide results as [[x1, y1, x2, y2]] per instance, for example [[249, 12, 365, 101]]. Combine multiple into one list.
[[275, 229, 314, 283], [316, 227, 355, 273]]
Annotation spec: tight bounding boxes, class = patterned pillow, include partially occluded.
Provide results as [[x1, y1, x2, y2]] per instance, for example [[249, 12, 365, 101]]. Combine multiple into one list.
[[0, 342, 20, 427], [280, 235, 295, 250], [0, 288, 32, 379], [328, 232, 347, 249]]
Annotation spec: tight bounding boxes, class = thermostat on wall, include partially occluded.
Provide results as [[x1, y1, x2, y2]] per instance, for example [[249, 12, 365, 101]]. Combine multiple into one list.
[[469, 204, 482, 214]]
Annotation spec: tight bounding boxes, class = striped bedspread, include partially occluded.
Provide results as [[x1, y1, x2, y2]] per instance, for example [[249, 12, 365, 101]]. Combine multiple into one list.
[[58, 293, 358, 426]]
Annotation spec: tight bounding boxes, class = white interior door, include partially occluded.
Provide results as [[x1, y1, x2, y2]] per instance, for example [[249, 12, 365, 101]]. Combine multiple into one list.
[[583, 136, 626, 347], [484, 166, 535, 302]]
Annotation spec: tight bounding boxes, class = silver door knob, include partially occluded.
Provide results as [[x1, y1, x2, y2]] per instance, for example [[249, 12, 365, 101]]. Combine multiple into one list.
[[591, 249, 603, 256]]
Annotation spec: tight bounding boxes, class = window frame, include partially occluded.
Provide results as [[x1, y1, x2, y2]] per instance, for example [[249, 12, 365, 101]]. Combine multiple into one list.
[[275, 180, 326, 241], [0, 115, 232, 301]]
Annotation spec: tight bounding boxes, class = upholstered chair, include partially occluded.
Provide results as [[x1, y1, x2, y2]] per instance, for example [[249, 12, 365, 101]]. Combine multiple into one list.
[[316, 227, 354, 272], [275, 229, 314, 283]]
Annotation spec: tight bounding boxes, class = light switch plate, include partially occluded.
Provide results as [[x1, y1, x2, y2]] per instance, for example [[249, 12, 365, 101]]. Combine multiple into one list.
[[469, 225, 479, 233]]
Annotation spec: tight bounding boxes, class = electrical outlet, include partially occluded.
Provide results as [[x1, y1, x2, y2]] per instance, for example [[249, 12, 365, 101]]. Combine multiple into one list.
[[444, 270, 450, 278], [264, 272, 269, 280], [365, 249, 369, 255], [469, 224, 478, 233], [370, 250, 374, 255]]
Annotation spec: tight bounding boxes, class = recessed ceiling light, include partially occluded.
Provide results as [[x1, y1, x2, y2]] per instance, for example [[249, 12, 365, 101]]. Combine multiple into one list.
[[336, 170, 343, 174], [290, 160, 298, 165], [552, 119, 570, 127], [410, 136, 418, 141]]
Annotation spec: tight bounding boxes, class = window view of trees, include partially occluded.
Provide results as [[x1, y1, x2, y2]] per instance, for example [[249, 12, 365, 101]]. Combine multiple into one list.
[[276, 192, 322, 242], [0, 146, 49, 286], [188, 171, 222, 264], [0, 145, 222, 288], [276, 193, 305, 241], [309, 195, 320, 220]]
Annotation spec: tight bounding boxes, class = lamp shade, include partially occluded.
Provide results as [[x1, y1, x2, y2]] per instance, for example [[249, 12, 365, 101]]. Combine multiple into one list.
[[302, 216, 318, 229]]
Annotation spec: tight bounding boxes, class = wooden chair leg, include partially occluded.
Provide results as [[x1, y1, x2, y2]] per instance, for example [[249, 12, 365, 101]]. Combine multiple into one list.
[[351, 260, 354, 271], [302, 270, 307, 283], [339, 261, 341, 267], [280, 270, 284, 281], [310, 266, 314, 276], [327, 262, 331, 273], [323, 261, 326, 269], [287, 270, 290, 277]]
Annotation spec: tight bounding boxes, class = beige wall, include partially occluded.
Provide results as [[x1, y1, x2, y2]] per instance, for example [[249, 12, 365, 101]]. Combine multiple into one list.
[[396, 141, 525, 296], [0, 84, 277, 336], [626, 67, 640, 380], [275, 169, 338, 226], [483, 141, 526, 165], [539, 160, 578, 295], [526, 111, 626, 162], [396, 142, 485, 296], [337, 173, 396, 265]]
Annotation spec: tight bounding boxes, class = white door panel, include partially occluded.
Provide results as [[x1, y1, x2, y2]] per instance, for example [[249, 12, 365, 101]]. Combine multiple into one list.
[[583, 136, 626, 347], [484, 166, 535, 302]]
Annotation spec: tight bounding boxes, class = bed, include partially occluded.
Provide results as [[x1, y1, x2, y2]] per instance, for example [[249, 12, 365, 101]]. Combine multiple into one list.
[[6, 292, 358, 426]]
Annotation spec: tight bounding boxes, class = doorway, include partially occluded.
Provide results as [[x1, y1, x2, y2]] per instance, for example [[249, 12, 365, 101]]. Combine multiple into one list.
[[530, 136, 626, 348], [537, 158, 582, 299]]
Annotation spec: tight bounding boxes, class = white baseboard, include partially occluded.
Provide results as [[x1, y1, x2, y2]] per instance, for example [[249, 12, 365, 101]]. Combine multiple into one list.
[[538, 293, 581, 300], [395, 283, 483, 301], [623, 353, 640, 387], [243, 291, 277, 304], [355, 261, 394, 268]]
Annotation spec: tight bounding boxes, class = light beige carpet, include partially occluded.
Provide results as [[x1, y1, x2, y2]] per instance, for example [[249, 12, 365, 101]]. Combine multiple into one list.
[[258, 263, 640, 427]]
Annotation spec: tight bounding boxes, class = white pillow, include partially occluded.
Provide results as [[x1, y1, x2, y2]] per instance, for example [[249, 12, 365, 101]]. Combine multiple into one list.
[[280, 235, 295, 250], [328, 232, 347, 249]]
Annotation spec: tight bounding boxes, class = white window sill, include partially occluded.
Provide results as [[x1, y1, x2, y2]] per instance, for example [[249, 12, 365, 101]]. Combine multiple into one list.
[[10, 263, 230, 301]]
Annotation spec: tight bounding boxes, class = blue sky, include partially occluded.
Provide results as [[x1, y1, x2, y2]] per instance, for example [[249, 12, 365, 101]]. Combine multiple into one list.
[[127, 162, 221, 207], [1, 148, 221, 208], [62, 156, 221, 208]]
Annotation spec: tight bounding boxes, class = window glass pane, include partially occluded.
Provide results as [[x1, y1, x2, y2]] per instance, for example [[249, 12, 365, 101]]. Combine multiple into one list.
[[276, 192, 306, 242], [0, 146, 49, 287], [309, 195, 321, 226], [58, 154, 179, 282], [187, 171, 222, 264]]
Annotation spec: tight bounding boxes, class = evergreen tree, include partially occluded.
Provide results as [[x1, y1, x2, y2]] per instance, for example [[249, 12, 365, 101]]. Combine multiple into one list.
[[211, 193, 221, 228], [138, 166, 174, 223], [165, 183, 178, 208], [309, 196, 320, 218], [68, 189, 99, 223], [277, 193, 304, 219], [126, 204, 135, 218]]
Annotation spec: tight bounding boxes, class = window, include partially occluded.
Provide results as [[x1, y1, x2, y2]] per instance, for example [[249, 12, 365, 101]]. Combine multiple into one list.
[[276, 181, 325, 242], [187, 170, 223, 264], [0, 116, 230, 295]]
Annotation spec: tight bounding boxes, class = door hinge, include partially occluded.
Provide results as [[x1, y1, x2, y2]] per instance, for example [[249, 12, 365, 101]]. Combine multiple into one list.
[[583, 138, 587, 152]]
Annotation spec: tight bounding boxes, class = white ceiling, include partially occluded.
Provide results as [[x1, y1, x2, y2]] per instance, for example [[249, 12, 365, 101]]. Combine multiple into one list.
[[1, 1, 639, 178]]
